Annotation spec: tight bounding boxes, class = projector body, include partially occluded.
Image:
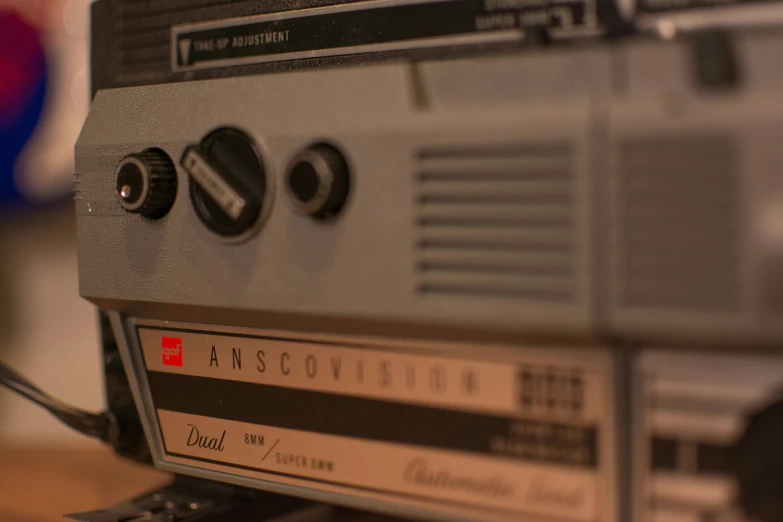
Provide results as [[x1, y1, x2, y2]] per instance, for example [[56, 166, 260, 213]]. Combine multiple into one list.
[[76, 1, 783, 521]]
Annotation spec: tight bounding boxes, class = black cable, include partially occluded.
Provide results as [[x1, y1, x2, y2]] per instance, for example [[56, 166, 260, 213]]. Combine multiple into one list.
[[1, 368, 101, 436], [1, 368, 111, 439], [0, 367, 108, 438], [0, 361, 118, 443]]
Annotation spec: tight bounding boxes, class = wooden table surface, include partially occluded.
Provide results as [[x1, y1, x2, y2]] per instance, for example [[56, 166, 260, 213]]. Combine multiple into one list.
[[0, 445, 170, 522]]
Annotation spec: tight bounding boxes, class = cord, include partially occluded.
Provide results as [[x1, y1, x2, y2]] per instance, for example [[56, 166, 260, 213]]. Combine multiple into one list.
[[0, 361, 119, 443]]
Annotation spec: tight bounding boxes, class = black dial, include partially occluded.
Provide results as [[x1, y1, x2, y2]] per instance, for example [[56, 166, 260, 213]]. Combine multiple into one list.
[[286, 143, 350, 220], [182, 127, 267, 237], [735, 399, 783, 522], [115, 148, 177, 219]]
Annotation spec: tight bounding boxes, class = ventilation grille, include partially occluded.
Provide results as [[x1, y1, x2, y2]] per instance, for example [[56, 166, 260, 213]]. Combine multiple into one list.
[[111, 0, 361, 84], [619, 135, 739, 312], [415, 143, 576, 302], [114, 0, 254, 82], [72, 173, 83, 201]]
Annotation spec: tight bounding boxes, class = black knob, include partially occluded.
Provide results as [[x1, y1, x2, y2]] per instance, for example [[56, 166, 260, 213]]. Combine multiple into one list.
[[182, 127, 267, 237], [734, 399, 783, 522], [115, 148, 177, 219], [286, 144, 350, 220]]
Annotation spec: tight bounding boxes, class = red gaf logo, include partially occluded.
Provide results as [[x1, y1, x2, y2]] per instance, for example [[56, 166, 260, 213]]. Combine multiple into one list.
[[161, 337, 183, 367]]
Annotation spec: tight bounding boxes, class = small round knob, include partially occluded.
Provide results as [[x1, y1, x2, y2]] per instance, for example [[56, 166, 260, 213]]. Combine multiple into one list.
[[734, 399, 783, 522], [286, 144, 350, 220], [115, 148, 177, 219]]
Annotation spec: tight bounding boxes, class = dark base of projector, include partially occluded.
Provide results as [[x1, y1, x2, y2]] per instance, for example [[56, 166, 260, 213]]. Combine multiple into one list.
[[65, 474, 405, 522]]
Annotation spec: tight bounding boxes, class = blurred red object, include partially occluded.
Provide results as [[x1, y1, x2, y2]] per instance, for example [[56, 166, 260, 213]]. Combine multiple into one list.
[[0, 10, 46, 126], [0, 0, 89, 208]]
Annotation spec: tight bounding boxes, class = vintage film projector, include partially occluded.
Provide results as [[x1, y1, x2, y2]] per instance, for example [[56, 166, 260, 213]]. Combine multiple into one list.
[[70, 0, 783, 520]]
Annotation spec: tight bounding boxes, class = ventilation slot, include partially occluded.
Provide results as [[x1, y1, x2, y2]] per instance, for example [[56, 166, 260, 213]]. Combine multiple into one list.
[[114, 1, 231, 82], [619, 135, 739, 312], [72, 173, 83, 201], [415, 143, 576, 302]]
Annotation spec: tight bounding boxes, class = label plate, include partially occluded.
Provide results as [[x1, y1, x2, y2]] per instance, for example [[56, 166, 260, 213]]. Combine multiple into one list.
[[136, 325, 615, 521], [170, 0, 598, 72]]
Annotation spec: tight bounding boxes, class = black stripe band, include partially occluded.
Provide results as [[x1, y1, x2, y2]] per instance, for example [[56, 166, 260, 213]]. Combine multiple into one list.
[[147, 371, 598, 468]]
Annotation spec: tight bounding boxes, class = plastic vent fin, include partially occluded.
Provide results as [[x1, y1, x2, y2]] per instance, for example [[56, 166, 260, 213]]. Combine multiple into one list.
[[72, 172, 83, 201], [115, 1, 228, 81], [415, 143, 576, 302], [619, 135, 739, 312]]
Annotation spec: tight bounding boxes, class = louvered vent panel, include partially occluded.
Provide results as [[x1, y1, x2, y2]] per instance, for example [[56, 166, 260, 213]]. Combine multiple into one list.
[[111, 0, 373, 83], [114, 0, 251, 82], [619, 135, 739, 312], [415, 143, 576, 302], [72, 173, 83, 201]]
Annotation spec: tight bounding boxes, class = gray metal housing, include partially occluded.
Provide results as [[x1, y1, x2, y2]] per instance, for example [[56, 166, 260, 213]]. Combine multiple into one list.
[[76, 29, 783, 349]]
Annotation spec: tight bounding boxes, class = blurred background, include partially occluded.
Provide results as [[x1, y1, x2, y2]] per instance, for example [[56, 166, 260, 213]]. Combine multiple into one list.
[[0, 0, 104, 446]]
